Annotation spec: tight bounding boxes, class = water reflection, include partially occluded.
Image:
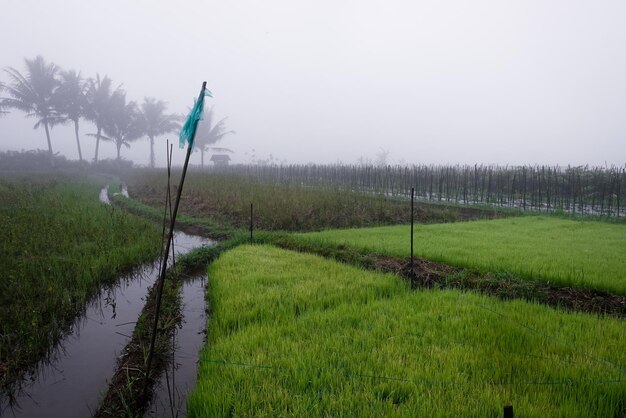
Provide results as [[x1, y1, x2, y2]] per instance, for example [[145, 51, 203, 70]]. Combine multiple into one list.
[[147, 277, 208, 418], [1, 231, 211, 417]]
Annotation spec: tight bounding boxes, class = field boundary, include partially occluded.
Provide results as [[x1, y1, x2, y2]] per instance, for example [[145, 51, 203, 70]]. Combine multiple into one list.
[[260, 234, 626, 318], [109, 185, 626, 318], [110, 192, 235, 240]]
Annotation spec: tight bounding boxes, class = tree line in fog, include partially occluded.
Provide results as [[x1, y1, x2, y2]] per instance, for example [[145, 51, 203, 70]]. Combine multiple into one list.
[[0, 56, 232, 167]]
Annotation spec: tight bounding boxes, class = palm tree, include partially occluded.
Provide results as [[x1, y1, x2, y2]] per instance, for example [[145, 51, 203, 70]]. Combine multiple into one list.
[[53, 70, 87, 161], [100, 91, 145, 161], [85, 74, 119, 163], [0, 83, 8, 116], [140, 98, 180, 168], [1, 56, 60, 166], [194, 106, 235, 168]]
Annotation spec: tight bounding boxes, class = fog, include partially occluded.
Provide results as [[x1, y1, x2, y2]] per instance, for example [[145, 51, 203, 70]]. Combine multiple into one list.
[[1, 0, 625, 168]]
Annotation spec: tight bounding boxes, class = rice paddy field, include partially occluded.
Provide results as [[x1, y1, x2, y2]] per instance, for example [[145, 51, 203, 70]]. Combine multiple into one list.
[[188, 245, 626, 417], [125, 170, 503, 232], [2, 167, 625, 417], [0, 176, 160, 391], [297, 216, 626, 295]]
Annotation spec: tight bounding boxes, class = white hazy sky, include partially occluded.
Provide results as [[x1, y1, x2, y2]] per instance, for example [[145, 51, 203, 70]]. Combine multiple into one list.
[[1, 0, 625, 167]]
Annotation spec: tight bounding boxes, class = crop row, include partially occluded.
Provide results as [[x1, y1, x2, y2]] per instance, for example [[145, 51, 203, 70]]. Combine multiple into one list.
[[124, 170, 502, 232], [204, 163, 626, 217]]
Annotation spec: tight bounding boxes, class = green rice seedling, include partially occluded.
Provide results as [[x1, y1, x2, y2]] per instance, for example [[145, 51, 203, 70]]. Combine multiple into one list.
[[297, 216, 626, 295], [0, 177, 160, 393], [187, 245, 626, 417]]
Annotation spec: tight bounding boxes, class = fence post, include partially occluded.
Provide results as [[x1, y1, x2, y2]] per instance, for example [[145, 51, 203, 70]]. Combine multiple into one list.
[[410, 187, 414, 273], [250, 203, 253, 244], [504, 405, 514, 418]]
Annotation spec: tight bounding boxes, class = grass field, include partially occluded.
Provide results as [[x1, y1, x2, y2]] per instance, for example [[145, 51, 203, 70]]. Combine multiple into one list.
[[0, 177, 160, 391], [297, 216, 626, 295], [125, 170, 502, 232], [188, 245, 626, 417]]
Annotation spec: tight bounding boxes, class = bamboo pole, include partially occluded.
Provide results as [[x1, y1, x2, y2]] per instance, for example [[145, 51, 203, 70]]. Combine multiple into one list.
[[142, 81, 207, 404]]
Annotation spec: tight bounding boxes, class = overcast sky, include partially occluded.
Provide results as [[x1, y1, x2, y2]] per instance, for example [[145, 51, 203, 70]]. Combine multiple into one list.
[[1, 0, 625, 167]]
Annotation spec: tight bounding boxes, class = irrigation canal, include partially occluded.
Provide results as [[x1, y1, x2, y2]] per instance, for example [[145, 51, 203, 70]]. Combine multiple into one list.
[[147, 277, 208, 417], [1, 186, 212, 417]]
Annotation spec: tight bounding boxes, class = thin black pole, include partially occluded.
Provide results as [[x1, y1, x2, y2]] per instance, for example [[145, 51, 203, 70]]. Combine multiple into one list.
[[168, 143, 176, 265], [504, 405, 514, 418], [157, 141, 172, 270], [250, 203, 254, 244], [155, 141, 175, 303], [143, 81, 207, 404], [157, 142, 177, 299], [410, 187, 414, 273]]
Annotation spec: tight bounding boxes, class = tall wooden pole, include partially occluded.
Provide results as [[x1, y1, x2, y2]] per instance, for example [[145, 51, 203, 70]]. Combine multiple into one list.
[[142, 82, 207, 404]]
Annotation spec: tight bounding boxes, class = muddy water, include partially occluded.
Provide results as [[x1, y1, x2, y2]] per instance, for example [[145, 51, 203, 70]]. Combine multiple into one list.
[[1, 232, 210, 418], [1, 188, 212, 417], [3, 266, 157, 417]]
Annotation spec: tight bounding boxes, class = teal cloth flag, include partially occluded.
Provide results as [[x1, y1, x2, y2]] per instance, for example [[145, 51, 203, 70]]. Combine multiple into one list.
[[179, 89, 213, 149]]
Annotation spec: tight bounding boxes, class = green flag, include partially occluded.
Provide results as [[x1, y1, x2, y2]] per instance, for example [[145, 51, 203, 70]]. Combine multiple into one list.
[[179, 88, 212, 149]]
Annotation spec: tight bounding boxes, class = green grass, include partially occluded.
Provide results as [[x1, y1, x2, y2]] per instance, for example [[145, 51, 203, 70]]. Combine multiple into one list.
[[110, 191, 235, 240], [0, 177, 160, 392], [297, 216, 626, 295], [188, 245, 625, 417]]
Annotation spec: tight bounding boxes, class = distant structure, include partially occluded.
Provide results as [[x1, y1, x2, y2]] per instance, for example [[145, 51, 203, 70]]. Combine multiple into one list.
[[210, 154, 231, 167]]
